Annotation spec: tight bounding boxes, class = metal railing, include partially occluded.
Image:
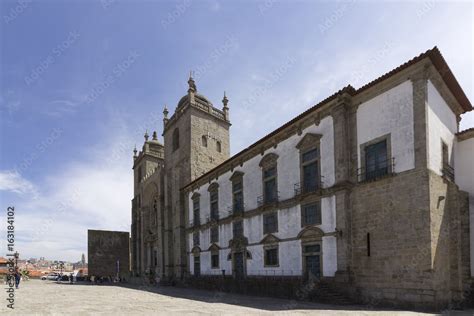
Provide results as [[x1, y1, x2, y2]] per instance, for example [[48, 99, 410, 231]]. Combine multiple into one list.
[[189, 218, 200, 228], [196, 269, 304, 276], [206, 213, 220, 224], [227, 203, 245, 217], [357, 158, 395, 182], [442, 164, 455, 182], [257, 191, 280, 207], [294, 180, 323, 196]]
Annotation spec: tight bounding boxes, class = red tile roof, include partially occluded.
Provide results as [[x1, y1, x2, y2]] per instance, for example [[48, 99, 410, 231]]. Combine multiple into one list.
[[183, 47, 472, 190]]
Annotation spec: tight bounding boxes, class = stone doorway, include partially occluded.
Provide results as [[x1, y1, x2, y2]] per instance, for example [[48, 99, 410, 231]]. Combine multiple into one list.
[[233, 251, 245, 279]]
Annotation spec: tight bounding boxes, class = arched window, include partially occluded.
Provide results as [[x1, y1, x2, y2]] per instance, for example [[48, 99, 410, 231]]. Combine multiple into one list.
[[172, 128, 179, 151], [201, 135, 207, 147], [216, 141, 222, 153]]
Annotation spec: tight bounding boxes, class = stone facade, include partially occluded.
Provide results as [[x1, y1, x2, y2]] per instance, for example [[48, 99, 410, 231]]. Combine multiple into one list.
[[131, 76, 230, 280], [131, 47, 474, 309], [88, 230, 130, 279]]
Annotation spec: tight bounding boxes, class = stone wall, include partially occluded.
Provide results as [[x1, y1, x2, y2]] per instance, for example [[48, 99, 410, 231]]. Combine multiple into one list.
[[88, 230, 130, 278], [350, 169, 434, 307]]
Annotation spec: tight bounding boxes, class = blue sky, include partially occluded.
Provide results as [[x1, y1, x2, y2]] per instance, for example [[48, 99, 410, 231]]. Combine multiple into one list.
[[0, 0, 472, 262]]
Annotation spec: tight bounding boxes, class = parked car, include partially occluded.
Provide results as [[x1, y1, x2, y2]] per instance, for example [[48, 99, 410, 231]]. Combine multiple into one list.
[[41, 272, 59, 280]]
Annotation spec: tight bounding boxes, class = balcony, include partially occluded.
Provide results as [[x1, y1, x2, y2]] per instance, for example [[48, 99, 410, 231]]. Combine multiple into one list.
[[257, 191, 280, 207], [294, 180, 323, 196], [357, 158, 395, 182], [442, 164, 455, 182], [206, 212, 220, 224], [227, 203, 245, 217], [189, 218, 200, 228]]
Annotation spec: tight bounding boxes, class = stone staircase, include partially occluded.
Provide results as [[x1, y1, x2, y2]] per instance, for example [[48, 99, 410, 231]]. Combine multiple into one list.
[[298, 279, 355, 306]]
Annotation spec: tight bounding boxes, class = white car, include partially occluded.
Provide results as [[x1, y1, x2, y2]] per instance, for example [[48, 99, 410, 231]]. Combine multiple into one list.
[[41, 273, 59, 280]]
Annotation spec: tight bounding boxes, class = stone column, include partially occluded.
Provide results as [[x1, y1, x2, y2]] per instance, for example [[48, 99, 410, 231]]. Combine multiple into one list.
[[411, 71, 429, 170], [330, 92, 355, 281]]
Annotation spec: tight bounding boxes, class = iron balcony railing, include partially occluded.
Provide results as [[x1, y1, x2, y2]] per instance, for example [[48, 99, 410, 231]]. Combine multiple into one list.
[[189, 218, 200, 228], [206, 212, 220, 224], [257, 191, 280, 207], [294, 179, 324, 196], [357, 157, 395, 182], [442, 164, 455, 182], [227, 203, 245, 217]]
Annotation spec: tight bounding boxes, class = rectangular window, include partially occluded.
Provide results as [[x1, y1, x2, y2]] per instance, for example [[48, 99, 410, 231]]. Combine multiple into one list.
[[264, 248, 279, 266], [441, 142, 454, 181], [301, 202, 322, 226], [193, 232, 199, 246], [211, 253, 219, 268], [210, 226, 219, 243], [210, 191, 219, 220], [194, 256, 200, 276], [263, 213, 278, 234], [263, 167, 277, 203], [301, 148, 319, 193], [233, 220, 243, 238], [233, 181, 243, 213], [365, 140, 388, 181], [193, 199, 200, 226]]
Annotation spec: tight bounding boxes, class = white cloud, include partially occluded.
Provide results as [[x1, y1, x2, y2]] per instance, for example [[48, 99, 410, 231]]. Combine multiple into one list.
[[0, 170, 39, 198], [0, 132, 134, 262]]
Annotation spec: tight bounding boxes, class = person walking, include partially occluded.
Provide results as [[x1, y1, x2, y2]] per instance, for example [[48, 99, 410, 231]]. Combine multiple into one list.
[[14, 268, 21, 289]]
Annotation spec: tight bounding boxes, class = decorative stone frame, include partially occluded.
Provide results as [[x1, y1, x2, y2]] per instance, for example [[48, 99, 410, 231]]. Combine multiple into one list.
[[192, 231, 200, 247], [208, 182, 219, 221], [359, 133, 393, 182], [298, 226, 324, 279], [300, 199, 322, 228], [191, 192, 201, 226], [210, 226, 219, 243], [259, 153, 279, 205], [208, 244, 220, 269], [228, 234, 249, 279], [263, 212, 279, 235], [260, 234, 280, 267], [296, 133, 323, 192], [229, 171, 244, 213]]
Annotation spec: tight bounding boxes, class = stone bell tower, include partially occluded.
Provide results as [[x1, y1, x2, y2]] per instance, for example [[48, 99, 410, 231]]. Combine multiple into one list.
[[162, 74, 231, 279]]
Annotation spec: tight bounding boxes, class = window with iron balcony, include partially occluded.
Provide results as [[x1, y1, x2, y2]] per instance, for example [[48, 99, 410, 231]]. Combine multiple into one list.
[[359, 137, 395, 182], [295, 134, 323, 196], [210, 189, 219, 221]]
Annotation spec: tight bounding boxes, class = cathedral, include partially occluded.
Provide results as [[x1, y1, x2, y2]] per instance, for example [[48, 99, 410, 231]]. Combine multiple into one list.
[[131, 47, 474, 308], [131, 75, 231, 280]]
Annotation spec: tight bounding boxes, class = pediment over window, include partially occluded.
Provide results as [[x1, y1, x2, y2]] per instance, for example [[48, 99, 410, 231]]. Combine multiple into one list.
[[228, 236, 248, 250], [259, 153, 279, 168], [208, 182, 219, 192], [191, 192, 201, 200], [208, 243, 220, 252], [297, 226, 324, 241], [296, 133, 322, 150], [191, 246, 201, 256], [229, 171, 244, 182], [259, 233, 281, 245]]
